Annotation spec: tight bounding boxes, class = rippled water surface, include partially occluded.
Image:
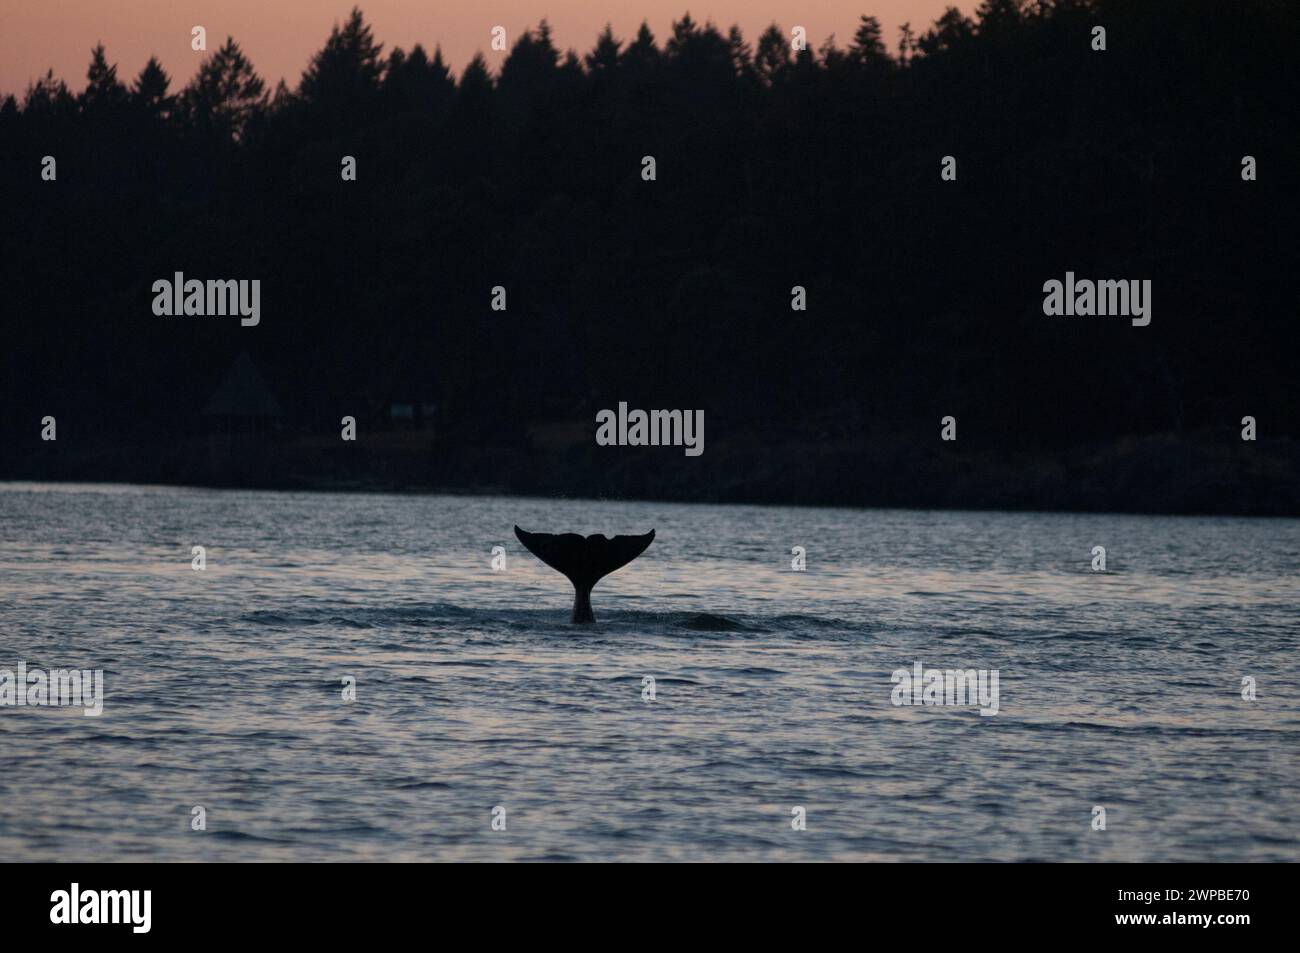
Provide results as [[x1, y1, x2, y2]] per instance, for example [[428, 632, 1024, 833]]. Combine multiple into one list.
[[1, 482, 1296, 861]]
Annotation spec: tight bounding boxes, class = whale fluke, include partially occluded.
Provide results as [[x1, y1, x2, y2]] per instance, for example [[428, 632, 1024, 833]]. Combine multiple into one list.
[[514, 526, 655, 623]]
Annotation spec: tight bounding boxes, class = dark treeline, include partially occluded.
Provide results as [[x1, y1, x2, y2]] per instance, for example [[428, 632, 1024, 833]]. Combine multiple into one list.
[[1, 1, 1297, 513]]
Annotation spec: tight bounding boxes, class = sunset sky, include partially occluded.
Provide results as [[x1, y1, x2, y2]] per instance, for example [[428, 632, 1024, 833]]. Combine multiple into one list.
[[1, 1, 967, 96]]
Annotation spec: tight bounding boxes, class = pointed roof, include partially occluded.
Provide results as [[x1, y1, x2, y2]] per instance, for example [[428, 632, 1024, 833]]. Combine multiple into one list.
[[202, 352, 283, 417]]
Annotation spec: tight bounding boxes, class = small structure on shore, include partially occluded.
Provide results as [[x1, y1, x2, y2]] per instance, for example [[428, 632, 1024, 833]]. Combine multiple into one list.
[[202, 353, 284, 479]]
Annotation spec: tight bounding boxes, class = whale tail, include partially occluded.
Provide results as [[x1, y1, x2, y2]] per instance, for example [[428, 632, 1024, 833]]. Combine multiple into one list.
[[514, 526, 655, 623]]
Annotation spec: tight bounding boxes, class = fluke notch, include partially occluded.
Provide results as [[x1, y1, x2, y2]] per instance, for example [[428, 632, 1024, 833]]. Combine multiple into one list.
[[514, 525, 655, 623]]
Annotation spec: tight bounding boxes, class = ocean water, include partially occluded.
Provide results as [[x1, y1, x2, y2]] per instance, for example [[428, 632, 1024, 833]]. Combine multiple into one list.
[[0, 481, 1296, 862]]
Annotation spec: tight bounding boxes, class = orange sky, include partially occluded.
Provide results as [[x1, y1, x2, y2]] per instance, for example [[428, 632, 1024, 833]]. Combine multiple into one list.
[[0, 1, 967, 96]]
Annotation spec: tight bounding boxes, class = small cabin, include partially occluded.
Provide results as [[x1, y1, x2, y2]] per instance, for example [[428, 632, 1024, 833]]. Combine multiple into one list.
[[202, 353, 284, 477]]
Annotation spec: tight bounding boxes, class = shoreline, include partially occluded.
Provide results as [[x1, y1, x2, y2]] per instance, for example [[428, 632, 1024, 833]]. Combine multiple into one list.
[[4, 428, 1298, 520]]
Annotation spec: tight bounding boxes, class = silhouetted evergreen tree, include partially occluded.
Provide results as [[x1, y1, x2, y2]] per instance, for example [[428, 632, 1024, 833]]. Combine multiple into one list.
[[180, 37, 265, 142], [850, 16, 893, 70], [586, 25, 622, 75], [451, 51, 493, 132], [383, 44, 454, 118], [918, 7, 976, 56], [754, 25, 791, 86], [22, 69, 75, 117], [81, 44, 128, 114], [497, 21, 563, 134], [131, 56, 174, 119], [299, 6, 384, 129], [622, 22, 661, 79]]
